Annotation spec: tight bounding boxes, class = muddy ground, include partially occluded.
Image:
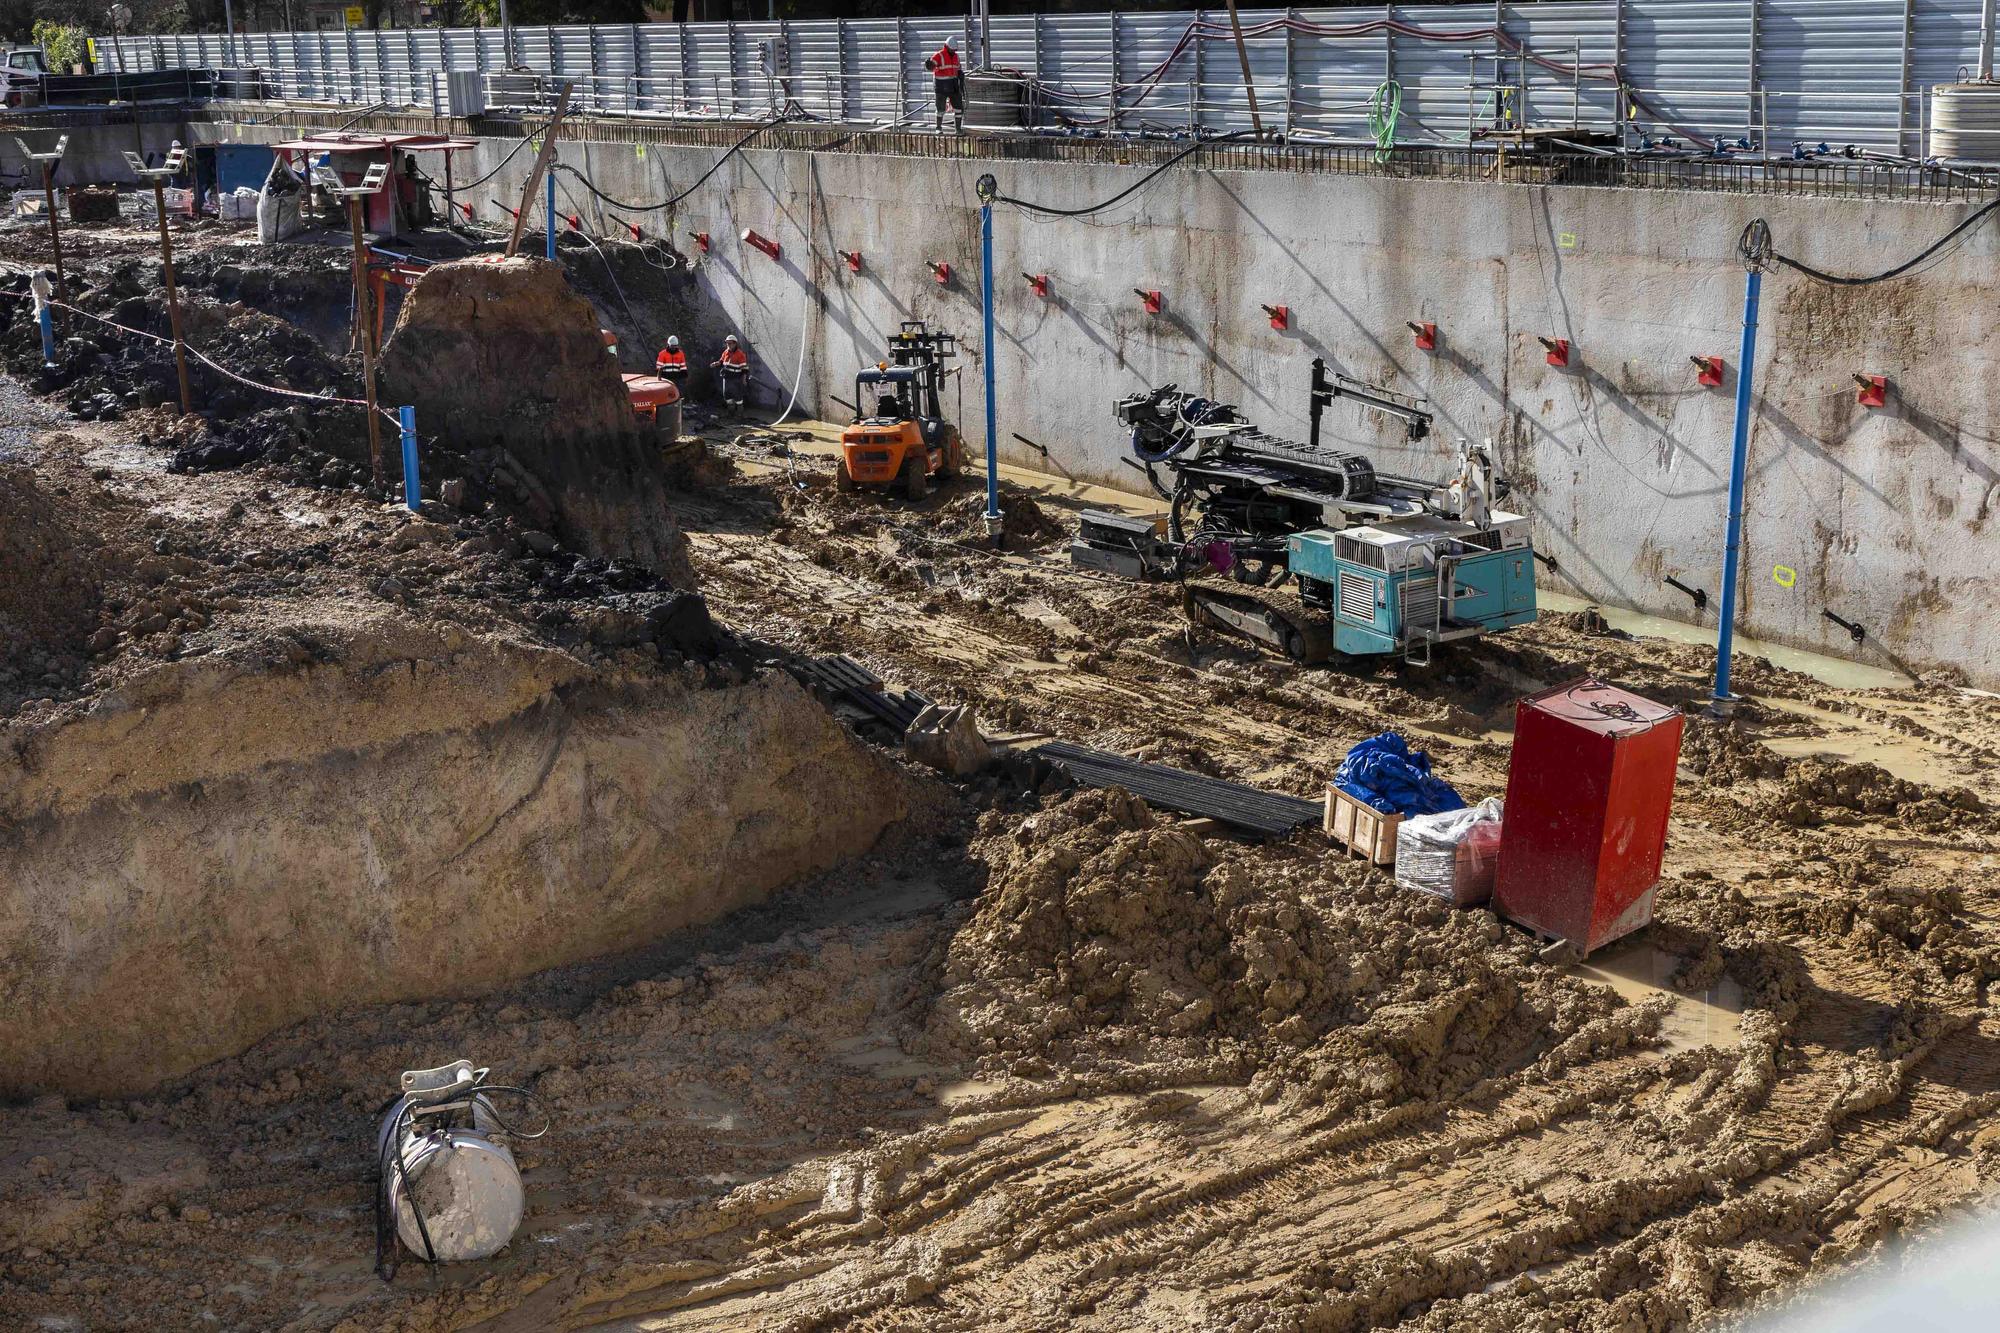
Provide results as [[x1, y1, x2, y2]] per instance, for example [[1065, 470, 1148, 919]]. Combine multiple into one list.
[[4, 212, 2000, 1332]]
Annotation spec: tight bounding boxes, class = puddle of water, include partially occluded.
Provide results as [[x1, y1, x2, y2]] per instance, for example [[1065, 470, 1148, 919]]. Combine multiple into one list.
[[1758, 698, 1972, 787], [81, 441, 166, 473], [1539, 591, 1912, 692], [1571, 939, 1747, 1054], [936, 1078, 991, 1108]]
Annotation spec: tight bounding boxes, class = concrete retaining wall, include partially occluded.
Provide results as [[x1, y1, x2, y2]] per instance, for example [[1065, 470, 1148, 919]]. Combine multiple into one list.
[[201, 122, 2000, 686]]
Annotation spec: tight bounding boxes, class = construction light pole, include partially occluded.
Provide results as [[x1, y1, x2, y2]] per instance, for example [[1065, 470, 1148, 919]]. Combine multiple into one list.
[[316, 162, 392, 491], [1713, 221, 1768, 715], [15, 136, 69, 322], [124, 144, 193, 416], [975, 173, 1003, 541]]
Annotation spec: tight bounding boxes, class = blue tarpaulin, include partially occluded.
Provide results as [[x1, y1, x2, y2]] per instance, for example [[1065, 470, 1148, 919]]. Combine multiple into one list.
[[1335, 733, 1465, 817]]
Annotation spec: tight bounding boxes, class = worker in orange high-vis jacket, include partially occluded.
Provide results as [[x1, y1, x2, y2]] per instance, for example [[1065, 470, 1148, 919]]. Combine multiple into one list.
[[655, 335, 688, 384], [924, 38, 964, 133], [712, 334, 750, 409]]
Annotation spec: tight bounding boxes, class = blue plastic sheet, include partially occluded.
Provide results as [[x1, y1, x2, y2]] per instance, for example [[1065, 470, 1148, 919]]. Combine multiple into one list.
[[1335, 733, 1465, 817]]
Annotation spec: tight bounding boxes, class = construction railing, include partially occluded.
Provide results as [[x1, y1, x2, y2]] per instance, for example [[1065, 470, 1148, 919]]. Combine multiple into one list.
[[91, 1, 2000, 158]]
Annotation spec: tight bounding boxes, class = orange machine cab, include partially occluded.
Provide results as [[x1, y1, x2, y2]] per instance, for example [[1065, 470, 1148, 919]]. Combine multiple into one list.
[[838, 321, 965, 501]]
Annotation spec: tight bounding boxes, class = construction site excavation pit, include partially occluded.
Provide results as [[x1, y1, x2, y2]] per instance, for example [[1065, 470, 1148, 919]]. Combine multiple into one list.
[[2, 159, 2000, 1333]]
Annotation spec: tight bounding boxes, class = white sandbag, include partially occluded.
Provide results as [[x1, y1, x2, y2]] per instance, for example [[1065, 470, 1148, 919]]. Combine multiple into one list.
[[256, 181, 302, 243]]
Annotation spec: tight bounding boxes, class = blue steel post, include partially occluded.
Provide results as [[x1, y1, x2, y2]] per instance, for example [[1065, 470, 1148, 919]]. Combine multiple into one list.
[[399, 406, 421, 513], [31, 272, 54, 366], [545, 166, 557, 262], [980, 200, 1001, 530], [1713, 264, 1762, 710]]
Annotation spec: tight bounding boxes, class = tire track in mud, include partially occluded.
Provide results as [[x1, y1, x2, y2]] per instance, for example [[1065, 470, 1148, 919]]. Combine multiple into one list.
[[536, 470, 2000, 1333]]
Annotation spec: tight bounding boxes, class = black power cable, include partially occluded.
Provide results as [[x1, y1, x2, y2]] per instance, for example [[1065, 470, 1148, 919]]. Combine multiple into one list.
[[443, 118, 558, 194], [1742, 196, 2000, 286], [553, 110, 799, 213], [987, 131, 1254, 218]]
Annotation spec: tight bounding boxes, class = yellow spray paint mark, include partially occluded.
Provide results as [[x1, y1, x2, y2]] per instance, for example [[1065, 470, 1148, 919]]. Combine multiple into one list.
[[1558, 232, 1579, 250], [1772, 565, 1797, 588], [636, 144, 647, 159]]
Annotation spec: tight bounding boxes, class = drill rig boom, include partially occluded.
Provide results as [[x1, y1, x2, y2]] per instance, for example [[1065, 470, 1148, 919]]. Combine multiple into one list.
[[1106, 361, 1538, 663]]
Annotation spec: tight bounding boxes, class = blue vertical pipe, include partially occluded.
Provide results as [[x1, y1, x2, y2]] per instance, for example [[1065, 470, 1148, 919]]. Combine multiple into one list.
[[1713, 265, 1762, 706], [545, 165, 557, 262], [399, 405, 421, 513], [37, 302, 55, 367], [980, 201, 1000, 524]]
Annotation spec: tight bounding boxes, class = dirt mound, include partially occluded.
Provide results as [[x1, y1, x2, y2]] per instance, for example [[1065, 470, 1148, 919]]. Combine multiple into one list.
[[380, 256, 694, 586], [925, 789, 1621, 1097], [938, 488, 1068, 549], [0, 464, 100, 674]]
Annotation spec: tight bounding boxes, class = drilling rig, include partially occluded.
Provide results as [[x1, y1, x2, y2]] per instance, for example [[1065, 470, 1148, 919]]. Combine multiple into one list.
[[1107, 359, 1538, 663]]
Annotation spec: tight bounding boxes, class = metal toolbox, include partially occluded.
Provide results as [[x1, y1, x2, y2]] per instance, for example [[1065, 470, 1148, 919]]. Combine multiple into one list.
[[1492, 679, 1683, 955]]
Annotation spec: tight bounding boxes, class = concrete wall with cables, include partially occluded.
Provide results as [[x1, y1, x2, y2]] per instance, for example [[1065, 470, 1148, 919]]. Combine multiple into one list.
[[253, 122, 2000, 686]]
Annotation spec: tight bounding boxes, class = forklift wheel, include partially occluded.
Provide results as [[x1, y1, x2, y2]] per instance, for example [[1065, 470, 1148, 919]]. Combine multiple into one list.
[[900, 453, 929, 501], [836, 458, 857, 493], [938, 442, 960, 480]]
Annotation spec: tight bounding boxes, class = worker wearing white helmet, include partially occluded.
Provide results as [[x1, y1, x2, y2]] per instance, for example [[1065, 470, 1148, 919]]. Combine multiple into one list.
[[655, 334, 687, 382], [712, 334, 751, 410]]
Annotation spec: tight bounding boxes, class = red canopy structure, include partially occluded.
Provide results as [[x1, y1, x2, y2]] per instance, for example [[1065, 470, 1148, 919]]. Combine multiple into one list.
[[270, 133, 477, 239]]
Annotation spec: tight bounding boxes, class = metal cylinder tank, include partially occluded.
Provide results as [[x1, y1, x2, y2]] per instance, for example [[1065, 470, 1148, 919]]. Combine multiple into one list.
[[375, 1061, 528, 1268], [1928, 83, 2000, 162], [965, 72, 1032, 131]]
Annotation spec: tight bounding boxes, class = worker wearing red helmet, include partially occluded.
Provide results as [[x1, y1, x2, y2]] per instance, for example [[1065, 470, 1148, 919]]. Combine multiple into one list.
[[712, 334, 750, 410], [924, 39, 964, 134]]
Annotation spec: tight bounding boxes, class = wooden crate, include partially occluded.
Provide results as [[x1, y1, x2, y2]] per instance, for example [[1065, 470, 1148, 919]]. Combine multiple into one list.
[[1325, 785, 1402, 865]]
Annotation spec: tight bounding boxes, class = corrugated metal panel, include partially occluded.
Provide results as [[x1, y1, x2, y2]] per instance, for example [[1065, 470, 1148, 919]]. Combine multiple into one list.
[[1760, 0, 1909, 147], [841, 19, 902, 125], [681, 22, 734, 115], [439, 28, 479, 70], [1623, 0, 1755, 142], [79, 2, 1999, 150], [1510, 0, 1620, 132], [635, 24, 682, 112], [1287, 8, 1394, 139], [986, 14, 1044, 74], [514, 25, 553, 75], [1392, 3, 1502, 143], [550, 25, 592, 78], [410, 29, 443, 71], [1912, 0, 1986, 88], [786, 21, 844, 121]]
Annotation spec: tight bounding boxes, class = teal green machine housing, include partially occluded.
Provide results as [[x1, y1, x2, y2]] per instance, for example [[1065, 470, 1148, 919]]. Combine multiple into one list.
[[1287, 512, 1537, 660]]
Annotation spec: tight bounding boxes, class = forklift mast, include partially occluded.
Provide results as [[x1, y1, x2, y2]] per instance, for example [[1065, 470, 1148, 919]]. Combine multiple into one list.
[[889, 320, 956, 420]]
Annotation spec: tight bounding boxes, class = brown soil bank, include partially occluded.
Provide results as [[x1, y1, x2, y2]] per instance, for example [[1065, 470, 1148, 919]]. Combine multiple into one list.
[[378, 256, 695, 586], [0, 624, 905, 1098], [0, 463, 101, 661]]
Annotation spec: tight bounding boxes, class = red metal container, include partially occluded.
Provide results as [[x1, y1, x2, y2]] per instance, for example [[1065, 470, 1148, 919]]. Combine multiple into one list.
[[1493, 679, 1684, 955]]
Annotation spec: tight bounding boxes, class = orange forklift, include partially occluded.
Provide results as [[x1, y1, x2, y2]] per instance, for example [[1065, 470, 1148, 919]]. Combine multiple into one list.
[[837, 321, 966, 500]]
